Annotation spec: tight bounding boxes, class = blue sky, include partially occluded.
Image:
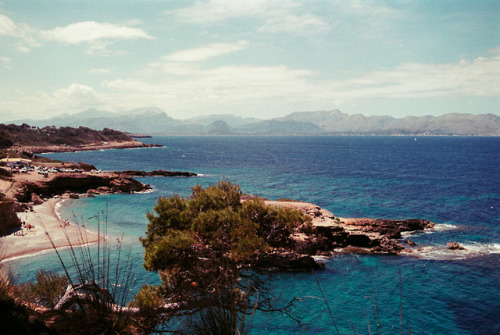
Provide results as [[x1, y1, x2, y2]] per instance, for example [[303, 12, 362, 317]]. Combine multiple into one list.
[[0, 0, 498, 121]]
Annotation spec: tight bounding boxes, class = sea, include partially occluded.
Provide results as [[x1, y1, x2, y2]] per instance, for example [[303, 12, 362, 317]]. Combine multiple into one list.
[[8, 136, 500, 334]]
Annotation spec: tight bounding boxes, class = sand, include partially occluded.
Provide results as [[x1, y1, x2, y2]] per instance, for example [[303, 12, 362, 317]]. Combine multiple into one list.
[[0, 197, 102, 262]]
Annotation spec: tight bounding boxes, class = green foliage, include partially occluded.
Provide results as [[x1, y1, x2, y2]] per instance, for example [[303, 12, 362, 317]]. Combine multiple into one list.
[[0, 129, 12, 148], [190, 291, 249, 335], [143, 229, 195, 271], [0, 123, 132, 147], [141, 180, 312, 322], [128, 284, 162, 310], [21, 269, 68, 308], [189, 180, 242, 213], [240, 197, 311, 247]]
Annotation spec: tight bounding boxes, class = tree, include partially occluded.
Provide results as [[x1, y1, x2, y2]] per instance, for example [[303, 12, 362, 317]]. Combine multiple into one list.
[[140, 180, 313, 332]]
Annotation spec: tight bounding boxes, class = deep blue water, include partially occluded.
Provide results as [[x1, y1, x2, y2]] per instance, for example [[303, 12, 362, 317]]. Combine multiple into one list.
[[9, 136, 500, 334]]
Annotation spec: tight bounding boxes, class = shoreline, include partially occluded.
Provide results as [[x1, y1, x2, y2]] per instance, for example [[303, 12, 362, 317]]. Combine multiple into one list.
[[15, 140, 162, 154], [0, 197, 102, 263]]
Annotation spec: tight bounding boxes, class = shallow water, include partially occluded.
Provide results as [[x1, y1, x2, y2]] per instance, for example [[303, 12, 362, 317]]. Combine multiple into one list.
[[9, 136, 500, 334]]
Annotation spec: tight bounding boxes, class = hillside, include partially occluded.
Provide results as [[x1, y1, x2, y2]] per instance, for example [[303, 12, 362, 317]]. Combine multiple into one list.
[[0, 124, 132, 147], [8, 108, 500, 136]]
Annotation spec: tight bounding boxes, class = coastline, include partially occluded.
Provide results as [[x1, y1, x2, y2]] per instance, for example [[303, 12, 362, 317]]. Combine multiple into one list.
[[0, 197, 102, 263], [15, 140, 162, 154]]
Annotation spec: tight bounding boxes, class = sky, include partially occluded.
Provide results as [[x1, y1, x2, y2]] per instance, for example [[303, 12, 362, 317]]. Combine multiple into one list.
[[0, 0, 499, 121]]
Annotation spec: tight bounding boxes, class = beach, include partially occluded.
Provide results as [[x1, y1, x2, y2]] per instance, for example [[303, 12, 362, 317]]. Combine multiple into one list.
[[0, 197, 102, 262]]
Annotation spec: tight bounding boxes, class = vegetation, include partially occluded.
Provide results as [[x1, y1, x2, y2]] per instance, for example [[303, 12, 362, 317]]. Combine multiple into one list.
[[21, 269, 68, 309], [0, 123, 132, 147], [139, 180, 313, 331], [0, 181, 417, 334]]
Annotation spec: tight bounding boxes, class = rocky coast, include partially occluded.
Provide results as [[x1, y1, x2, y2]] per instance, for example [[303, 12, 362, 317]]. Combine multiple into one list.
[[0, 167, 436, 265], [0, 165, 197, 261], [15, 139, 162, 154], [246, 200, 435, 271]]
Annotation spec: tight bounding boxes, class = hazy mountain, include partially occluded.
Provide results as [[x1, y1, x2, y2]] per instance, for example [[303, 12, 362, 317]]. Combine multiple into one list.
[[235, 119, 323, 134], [207, 120, 234, 135], [281, 110, 500, 136], [185, 114, 259, 127], [6, 108, 499, 136]]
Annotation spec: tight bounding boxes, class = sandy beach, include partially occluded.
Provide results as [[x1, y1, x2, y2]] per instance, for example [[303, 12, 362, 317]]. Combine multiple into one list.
[[0, 197, 102, 262]]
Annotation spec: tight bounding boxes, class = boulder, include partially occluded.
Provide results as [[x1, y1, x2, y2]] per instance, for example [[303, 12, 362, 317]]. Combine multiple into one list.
[[447, 241, 466, 250], [31, 193, 44, 205]]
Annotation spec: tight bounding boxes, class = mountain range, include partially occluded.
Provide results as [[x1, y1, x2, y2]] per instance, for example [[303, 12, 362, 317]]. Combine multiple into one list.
[[7, 107, 500, 136]]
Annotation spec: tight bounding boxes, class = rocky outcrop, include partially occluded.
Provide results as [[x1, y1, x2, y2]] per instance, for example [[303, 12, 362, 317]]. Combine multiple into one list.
[[13, 174, 151, 202], [30, 193, 44, 205], [253, 251, 325, 271], [0, 200, 23, 234], [447, 241, 466, 250], [268, 200, 435, 256], [119, 170, 197, 177]]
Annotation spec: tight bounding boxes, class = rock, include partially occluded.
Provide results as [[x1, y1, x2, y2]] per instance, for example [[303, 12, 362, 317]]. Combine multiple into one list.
[[346, 234, 373, 247], [405, 240, 417, 246], [68, 193, 79, 199], [0, 200, 23, 235], [120, 170, 197, 177], [372, 236, 405, 254], [254, 252, 325, 271], [31, 193, 44, 205], [96, 186, 110, 193], [447, 241, 466, 250], [87, 189, 98, 197]]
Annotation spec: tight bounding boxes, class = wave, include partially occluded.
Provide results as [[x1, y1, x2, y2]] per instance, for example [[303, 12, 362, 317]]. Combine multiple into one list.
[[0, 240, 100, 264], [133, 188, 155, 194], [432, 223, 459, 231], [404, 242, 500, 261]]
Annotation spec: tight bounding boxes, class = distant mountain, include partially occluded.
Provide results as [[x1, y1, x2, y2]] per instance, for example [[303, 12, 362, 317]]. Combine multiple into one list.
[[280, 110, 500, 136], [207, 120, 234, 135], [236, 119, 323, 134], [185, 114, 259, 127], [6, 108, 499, 136]]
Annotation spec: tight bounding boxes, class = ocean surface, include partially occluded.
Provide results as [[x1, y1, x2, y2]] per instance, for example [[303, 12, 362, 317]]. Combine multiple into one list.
[[9, 136, 500, 334]]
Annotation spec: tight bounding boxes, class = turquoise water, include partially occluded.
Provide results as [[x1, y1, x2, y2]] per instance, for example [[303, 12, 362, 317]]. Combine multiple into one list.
[[9, 136, 500, 334]]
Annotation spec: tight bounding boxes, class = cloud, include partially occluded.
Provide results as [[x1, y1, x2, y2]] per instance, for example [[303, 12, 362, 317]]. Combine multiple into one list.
[[166, 0, 328, 34], [99, 53, 500, 117], [0, 14, 39, 52], [89, 68, 111, 74], [31, 84, 101, 114], [0, 83, 102, 120], [53, 83, 99, 103], [258, 13, 328, 34], [333, 55, 500, 99], [0, 13, 17, 35], [0, 56, 11, 68], [163, 40, 249, 62], [41, 21, 153, 44], [40, 21, 153, 54]]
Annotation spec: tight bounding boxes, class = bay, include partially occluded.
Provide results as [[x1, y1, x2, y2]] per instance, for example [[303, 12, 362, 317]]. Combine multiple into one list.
[[11, 136, 500, 334]]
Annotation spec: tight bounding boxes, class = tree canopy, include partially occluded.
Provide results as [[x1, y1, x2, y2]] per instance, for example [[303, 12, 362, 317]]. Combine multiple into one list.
[[139, 180, 313, 329]]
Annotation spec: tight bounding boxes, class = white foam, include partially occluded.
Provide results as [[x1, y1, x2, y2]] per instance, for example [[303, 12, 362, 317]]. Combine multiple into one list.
[[405, 242, 500, 261], [433, 223, 458, 231], [133, 188, 154, 194], [0, 240, 99, 264]]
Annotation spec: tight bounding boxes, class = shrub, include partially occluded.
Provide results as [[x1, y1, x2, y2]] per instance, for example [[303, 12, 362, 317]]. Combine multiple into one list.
[[21, 269, 67, 308]]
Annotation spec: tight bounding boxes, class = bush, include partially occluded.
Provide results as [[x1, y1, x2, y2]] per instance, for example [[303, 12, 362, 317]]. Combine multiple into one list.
[[141, 180, 312, 330], [128, 284, 161, 310], [21, 269, 67, 308]]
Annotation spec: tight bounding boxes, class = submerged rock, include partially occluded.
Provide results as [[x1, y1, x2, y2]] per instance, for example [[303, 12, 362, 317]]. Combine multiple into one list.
[[447, 241, 466, 250]]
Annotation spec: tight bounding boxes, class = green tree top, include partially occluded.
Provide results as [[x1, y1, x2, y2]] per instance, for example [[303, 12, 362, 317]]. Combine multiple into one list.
[[140, 180, 312, 306]]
